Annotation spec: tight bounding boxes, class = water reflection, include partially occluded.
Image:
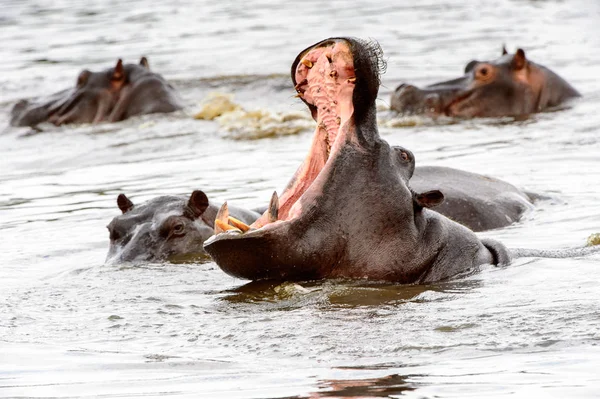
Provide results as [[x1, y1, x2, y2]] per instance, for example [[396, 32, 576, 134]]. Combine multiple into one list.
[[277, 374, 417, 399], [221, 278, 484, 307]]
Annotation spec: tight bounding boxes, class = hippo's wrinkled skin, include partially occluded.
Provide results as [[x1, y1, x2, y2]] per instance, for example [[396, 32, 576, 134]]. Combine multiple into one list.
[[106, 190, 260, 264], [11, 57, 182, 127], [409, 165, 534, 232], [391, 47, 580, 118], [204, 37, 512, 283]]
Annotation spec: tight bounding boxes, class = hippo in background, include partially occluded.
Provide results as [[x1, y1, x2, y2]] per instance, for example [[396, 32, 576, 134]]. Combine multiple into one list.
[[11, 57, 183, 127], [391, 47, 580, 118], [410, 165, 535, 232], [106, 190, 260, 264]]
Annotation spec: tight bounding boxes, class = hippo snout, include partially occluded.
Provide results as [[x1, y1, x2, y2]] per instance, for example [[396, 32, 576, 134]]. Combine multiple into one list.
[[391, 84, 441, 115]]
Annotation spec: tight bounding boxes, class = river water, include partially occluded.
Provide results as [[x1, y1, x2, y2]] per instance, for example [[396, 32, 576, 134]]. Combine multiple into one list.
[[1, 0, 600, 398]]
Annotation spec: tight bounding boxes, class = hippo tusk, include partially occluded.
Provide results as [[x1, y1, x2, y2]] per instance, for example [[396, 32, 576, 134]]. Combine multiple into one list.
[[228, 216, 251, 232], [301, 59, 313, 68], [215, 219, 241, 234], [268, 191, 279, 223], [214, 202, 241, 234]]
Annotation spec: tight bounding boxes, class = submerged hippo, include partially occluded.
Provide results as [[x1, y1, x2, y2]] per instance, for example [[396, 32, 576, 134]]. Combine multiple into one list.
[[106, 190, 260, 264], [204, 37, 599, 283], [391, 47, 580, 118], [410, 165, 534, 232], [11, 57, 182, 127]]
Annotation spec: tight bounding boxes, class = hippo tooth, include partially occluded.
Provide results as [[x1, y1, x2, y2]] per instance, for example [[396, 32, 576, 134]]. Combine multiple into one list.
[[301, 59, 313, 68], [294, 79, 308, 91], [347, 77, 356, 84], [215, 219, 242, 234], [214, 202, 230, 234], [228, 216, 251, 232], [268, 191, 279, 223]]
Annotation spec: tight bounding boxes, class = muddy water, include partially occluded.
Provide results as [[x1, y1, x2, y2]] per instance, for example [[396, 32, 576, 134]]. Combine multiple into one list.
[[1, 0, 600, 397]]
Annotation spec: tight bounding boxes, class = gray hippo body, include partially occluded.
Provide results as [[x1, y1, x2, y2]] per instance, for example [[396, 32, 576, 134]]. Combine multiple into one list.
[[11, 57, 182, 127], [391, 47, 580, 118], [106, 190, 260, 264], [410, 166, 533, 231], [204, 37, 598, 283]]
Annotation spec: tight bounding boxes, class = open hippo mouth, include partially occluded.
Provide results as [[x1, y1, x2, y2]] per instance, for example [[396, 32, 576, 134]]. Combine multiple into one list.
[[203, 38, 448, 282], [205, 39, 362, 278]]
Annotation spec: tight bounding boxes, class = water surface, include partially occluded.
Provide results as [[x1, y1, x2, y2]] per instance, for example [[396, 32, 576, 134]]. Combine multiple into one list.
[[1, 0, 600, 397]]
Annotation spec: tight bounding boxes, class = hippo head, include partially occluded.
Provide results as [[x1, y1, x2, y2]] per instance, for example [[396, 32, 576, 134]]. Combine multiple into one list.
[[204, 38, 450, 283], [106, 190, 216, 264], [390, 47, 579, 118], [10, 57, 163, 127]]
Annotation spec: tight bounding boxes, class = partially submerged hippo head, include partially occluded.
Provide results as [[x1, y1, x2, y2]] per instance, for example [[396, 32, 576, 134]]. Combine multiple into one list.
[[391, 47, 580, 118], [205, 37, 507, 283], [106, 190, 261, 264], [106, 191, 215, 264], [11, 57, 182, 127]]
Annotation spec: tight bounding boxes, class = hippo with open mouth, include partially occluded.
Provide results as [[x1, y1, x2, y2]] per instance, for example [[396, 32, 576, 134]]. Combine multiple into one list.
[[204, 37, 598, 283], [11, 57, 183, 127], [390, 47, 580, 118], [106, 190, 260, 264]]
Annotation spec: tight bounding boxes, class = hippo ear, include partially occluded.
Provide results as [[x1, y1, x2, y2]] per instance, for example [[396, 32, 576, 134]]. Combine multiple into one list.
[[187, 190, 209, 219], [502, 45, 508, 56], [511, 48, 527, 70], [77, 70, 91, 88], [139, 57, 150, 70], [117, 193, 134, 214], [414, 190, 444, 209], [464, 60, 478, 73], [111, 59, 126, 83]]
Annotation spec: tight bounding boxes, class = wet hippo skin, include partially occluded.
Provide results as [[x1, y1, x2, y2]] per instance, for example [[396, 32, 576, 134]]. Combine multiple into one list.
[[106, 190, 260, 264], [11, 57, 183, 127], [409, 165, 534, 232], [391, 47, 580, 118], [204, 37, 512, 283]]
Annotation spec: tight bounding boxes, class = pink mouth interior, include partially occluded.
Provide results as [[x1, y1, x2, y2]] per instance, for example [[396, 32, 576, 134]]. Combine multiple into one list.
[[251, 40, 357, 229]]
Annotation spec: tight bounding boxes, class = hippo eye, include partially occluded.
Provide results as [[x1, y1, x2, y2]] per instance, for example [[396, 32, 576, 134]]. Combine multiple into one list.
[[172, 223, 185, 237], [400, 151, 410, 162], [475, 64, 494, 81]]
